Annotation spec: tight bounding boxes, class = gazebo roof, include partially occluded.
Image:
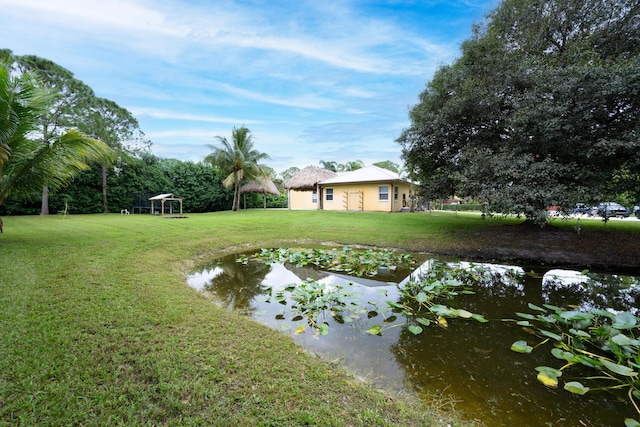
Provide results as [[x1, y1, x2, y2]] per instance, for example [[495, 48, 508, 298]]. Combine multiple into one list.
[[284, 166, 337, 191], [239, 178, 279, 195], [149, 193, 182, 201]]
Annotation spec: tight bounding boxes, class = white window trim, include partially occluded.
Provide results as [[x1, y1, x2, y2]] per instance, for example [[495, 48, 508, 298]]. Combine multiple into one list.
[[379, 185, 389, 201]]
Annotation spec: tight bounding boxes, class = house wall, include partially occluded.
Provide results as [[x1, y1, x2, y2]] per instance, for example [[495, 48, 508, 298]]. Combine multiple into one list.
[[288, 189, 319, 210], [321, 182, 411, 212]]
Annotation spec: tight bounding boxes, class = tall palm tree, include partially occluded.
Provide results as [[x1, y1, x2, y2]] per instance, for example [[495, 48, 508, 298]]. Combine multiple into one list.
[[319, 160, 339, 172], [0, 63, 112, 210], [205, 127, 270, 211]]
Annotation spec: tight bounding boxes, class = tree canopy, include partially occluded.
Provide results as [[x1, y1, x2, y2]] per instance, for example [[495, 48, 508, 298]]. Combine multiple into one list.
[[318, 159, 365, 172], [4, 51, 101, 214], [397, 0, 640, 224], [80, 96, 150, 212], [0, 62, 111, 208]]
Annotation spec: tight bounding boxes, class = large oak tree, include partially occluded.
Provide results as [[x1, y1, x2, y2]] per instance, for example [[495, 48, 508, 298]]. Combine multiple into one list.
[[398, 0, 640, 224]]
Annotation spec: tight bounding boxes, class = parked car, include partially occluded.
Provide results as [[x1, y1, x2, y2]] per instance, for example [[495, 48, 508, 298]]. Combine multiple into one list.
[[634, 204, 640, 219], [596, 202, 630, 218], [573, 203, 592, 215]]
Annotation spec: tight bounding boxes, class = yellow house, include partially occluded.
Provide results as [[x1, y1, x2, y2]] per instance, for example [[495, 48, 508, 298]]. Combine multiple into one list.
[[318, 165, 412, 212], [284, 166, 338, 210]]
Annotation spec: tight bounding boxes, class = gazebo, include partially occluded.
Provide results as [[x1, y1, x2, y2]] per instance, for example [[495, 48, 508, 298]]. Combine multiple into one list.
[[148, 193, 183, 215], [239, 178, 279, 209]]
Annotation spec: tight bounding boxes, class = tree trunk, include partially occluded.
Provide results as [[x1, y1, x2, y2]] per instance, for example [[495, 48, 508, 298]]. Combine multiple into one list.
[[232, 181, 239, 211], [40, 185, 49, 215], [102, 164, 109, 213]]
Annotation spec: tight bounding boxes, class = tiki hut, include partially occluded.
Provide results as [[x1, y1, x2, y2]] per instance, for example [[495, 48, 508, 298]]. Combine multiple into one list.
[[239, 178, 279, 209], [284, 166, 337, 210]]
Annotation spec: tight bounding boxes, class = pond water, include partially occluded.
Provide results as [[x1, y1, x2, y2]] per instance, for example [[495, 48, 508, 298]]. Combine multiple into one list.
[[187, 249, 640, 427]]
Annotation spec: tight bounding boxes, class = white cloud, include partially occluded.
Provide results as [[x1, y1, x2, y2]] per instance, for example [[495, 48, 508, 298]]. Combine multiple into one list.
[[0, 0, 496, 172], [4, 0, 184, 36], [130, 108, 263, 125]]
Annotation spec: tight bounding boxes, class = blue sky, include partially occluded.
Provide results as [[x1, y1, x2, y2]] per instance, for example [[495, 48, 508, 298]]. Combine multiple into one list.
[[1, 0, 496, 173]]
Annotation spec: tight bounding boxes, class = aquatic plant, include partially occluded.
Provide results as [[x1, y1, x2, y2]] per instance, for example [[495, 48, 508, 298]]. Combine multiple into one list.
[[509, 304, 640, 425], [239, 247, 414, 277], [262, 278, 358, 337], [367, 261, 490, 335]]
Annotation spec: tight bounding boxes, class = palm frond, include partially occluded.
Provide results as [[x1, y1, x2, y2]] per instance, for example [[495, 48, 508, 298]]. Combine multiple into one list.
[[0, 129, 111, 204]]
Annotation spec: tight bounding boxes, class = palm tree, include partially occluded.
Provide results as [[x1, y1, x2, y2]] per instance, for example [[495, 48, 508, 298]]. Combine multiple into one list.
[[205, 127, 270, 211], [8, 53, 98, 215], [319, 160, 339, 172], [342, 160, 364, 171], [0, 63, 112, 210]]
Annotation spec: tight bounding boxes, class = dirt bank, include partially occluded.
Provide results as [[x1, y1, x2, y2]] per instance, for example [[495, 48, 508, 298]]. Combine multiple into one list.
[[430, 223, 640, 275]]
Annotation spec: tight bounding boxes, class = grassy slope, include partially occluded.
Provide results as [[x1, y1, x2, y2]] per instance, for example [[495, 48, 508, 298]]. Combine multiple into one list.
[[0, 211, 637, 426]]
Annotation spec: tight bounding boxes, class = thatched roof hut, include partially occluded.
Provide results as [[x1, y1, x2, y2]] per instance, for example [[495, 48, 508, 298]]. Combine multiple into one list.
[[284, 166, 337, 191], [239, 178, 279, 209], [239, 178, 279, 195]]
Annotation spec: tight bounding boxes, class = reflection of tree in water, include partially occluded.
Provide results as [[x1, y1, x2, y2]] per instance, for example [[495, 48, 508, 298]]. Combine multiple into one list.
[[543, 273, 640, 315], [388, 268, 633, 427], [389, 268, 544, 402], [201, 255, 272, 312]]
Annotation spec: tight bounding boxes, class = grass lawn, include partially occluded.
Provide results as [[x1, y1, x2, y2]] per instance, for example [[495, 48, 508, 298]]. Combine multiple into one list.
[[0, 210, 637, 426]]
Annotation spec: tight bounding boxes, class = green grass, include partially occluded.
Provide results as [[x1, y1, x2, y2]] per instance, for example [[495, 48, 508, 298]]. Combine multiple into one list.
[[0, 210, 637, 426]]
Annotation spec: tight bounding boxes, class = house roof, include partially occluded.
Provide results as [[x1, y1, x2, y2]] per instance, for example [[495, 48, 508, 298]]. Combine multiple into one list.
[[284, 166, 338, 191], [319, 165, 406, 185]]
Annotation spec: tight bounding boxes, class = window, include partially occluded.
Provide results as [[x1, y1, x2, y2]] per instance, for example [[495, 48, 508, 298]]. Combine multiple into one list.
[[326, 188, 334, 201], [394, 186, 398, 200], [379, 185, 389, 201], [312, 191, 318, 203]]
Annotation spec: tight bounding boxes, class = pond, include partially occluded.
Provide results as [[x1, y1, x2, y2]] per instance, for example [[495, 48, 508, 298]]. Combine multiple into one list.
[[187, 247, 640, 426]]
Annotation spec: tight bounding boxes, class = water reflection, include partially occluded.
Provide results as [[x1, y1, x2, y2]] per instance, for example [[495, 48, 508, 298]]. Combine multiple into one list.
[[187, 256, 272, 312], [187, 251, 640, 427], [543, 270, 640, 315]]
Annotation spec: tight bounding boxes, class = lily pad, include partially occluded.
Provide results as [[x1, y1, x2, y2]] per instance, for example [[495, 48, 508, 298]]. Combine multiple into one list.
[[528, 303, 547, 312], [564, 381, 589, 395], [366, 325, 383, 335], [318, 323, 329, 336], [471, 313, 489, 323], [415, 317, 431, 327], [540, 329, 563, 341], [611, 333, 640, 346], [511, 340, 533, 353], [455, 308, 474, 318], [535, 366, 561, 388], [613, 312, 638, 330], [601, 359, 638, 377], [408, 325, 423, 335]]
